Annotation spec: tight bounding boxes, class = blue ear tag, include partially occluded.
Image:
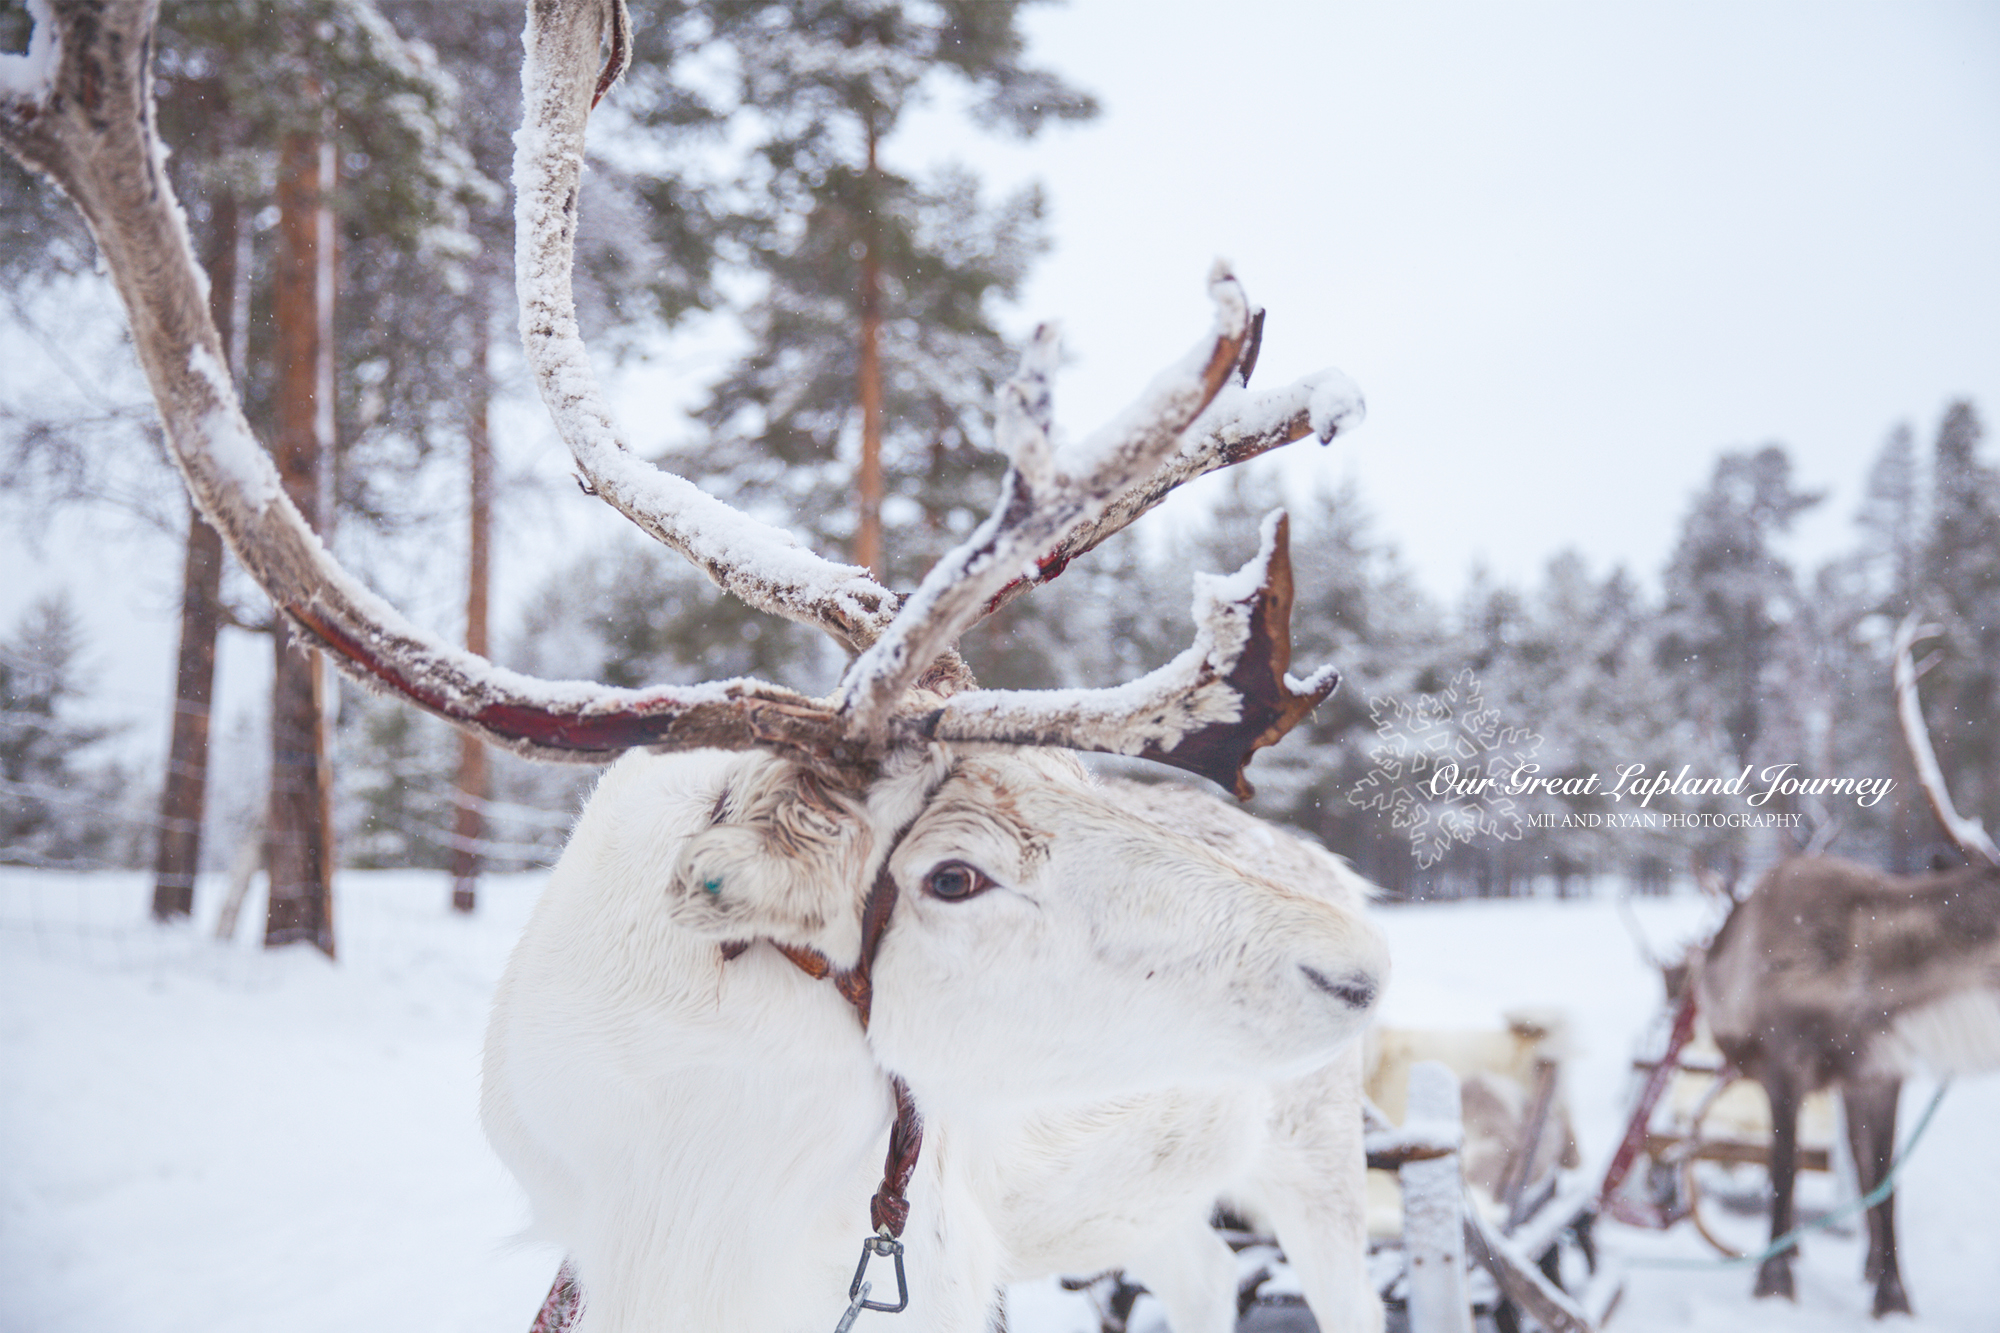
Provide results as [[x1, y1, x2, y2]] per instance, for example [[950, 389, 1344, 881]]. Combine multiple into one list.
[[703, 878, 723, 896]]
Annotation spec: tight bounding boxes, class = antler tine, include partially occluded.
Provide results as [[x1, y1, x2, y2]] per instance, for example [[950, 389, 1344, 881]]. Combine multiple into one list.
[[838, 264, 1256, 740], [1892, 614, 2000, 866], [980, 362, 1365, 621], [906, 510, 1338, 800], [1, 0, 859, 769], [516, 0, 907, 657]]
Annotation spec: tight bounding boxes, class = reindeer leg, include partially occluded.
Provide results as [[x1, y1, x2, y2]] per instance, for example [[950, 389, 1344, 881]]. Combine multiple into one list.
[[1753, 1065, 1801, 1301], [1252, 1183, 1383, 1333], [1123, 1220, 1238, 1333], [1842, 1081, 1888, 1286], [1845, 1079, 1911, 1317], [1241, 1052, 1384, 1333]]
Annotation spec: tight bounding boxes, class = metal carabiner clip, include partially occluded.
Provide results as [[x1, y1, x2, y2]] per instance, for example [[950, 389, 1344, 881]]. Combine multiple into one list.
[[833, 1229, 908, 1330]]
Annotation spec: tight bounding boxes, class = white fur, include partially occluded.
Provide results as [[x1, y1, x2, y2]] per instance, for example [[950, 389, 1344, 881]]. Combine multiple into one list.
[[483, 748, 1388, 1332]]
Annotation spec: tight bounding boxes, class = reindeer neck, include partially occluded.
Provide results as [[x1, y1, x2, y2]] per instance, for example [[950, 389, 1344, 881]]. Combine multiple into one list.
[[496, 898, 920, 1326]]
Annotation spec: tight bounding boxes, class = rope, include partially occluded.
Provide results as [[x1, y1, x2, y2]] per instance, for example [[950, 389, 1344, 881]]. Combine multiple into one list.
[[1626, 1081, 1951, 1270]]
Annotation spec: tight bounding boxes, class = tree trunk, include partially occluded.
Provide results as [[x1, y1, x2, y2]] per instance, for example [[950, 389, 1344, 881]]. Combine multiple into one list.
[[152, 512, 226, 919], [853, 120, 884, 578], [265, 122, 338, 956], [150, 194, 240, 921], [450, 299, 492, 913]]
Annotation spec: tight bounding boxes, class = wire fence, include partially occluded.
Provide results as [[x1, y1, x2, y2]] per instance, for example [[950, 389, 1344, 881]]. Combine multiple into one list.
[[0, 863, 553, 993], [0, 868, 285, 990]]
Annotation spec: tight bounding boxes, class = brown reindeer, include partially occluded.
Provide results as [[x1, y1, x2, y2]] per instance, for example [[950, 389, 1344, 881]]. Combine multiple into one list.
[[1694, 616, 2000, 1317]]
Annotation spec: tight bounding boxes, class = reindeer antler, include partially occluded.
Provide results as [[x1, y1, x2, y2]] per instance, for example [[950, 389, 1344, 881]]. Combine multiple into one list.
[[924, 512, 1336, 799], [0, 0, 1358, 796], [1892, 614, 2000, 867], [516, 0, 912, 661], [979, 361, 1365, 621], [517, 0, 1365, 667], [837, 275, 1253, 736]]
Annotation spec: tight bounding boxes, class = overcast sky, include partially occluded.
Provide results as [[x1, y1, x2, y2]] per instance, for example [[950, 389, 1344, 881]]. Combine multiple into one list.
[[894, 0, 2000, 596], [6, 1, 1999, 761]]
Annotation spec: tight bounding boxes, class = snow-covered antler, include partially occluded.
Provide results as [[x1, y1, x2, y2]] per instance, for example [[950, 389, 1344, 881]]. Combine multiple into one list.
[[1893, 614, 2000, 867], [837, 275, 1254, 736], [516, 0, 913, 659], [927, 511, 1337, 799], [516, 0, 1352, 792], [980, 354, 1365, 622], [1, 0, 1355, 796], [807, 294, 1341, 793]]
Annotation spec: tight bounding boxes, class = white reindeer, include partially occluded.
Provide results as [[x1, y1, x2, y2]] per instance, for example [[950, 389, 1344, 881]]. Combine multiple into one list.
[[1, 3, 1386, 1330], [485, 753, 1387, 1333]]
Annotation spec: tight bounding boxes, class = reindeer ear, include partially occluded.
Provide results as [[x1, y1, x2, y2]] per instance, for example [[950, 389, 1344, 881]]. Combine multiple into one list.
[[665, 756, 871, 955]]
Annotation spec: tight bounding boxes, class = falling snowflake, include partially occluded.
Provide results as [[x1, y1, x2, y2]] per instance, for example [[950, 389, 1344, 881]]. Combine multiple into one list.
[[1349, 670, 1545, 868]]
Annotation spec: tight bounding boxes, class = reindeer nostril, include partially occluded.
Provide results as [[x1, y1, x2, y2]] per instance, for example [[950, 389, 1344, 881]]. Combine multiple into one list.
[[1301, 965, 1376, 1011]]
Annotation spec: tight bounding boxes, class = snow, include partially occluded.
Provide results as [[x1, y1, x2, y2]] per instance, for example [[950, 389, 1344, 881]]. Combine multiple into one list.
[[0, 0, 58, 104], [187, 349, 280, 517], [1305, 369, 1366, 443], [0, 869, 555, 1333], [3, 875, 1995, 1332], [1192, 509, 1280, 614]]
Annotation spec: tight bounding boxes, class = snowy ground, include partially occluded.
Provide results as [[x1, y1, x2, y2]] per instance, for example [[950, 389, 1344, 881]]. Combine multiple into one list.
[[2, 869, 1995, 1333]]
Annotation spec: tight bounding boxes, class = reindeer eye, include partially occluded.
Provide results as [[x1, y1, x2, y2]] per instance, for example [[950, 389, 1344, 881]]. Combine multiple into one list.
[[922, 860, 994, 902]]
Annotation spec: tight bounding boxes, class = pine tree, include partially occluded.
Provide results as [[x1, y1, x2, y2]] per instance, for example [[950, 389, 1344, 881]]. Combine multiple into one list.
[[0, 597, 130, 870], [1657, 444, 1822, 771], [341, 696, 455, 872], [1855, 423, 1923, 619], [0, 4, 92, 282], [0, 135, 155, 526], [656, 0, 1096, 585], [1922, 401, 2000, 835], [511, 538, 842, 697], [1811, 424, 1926, 868]]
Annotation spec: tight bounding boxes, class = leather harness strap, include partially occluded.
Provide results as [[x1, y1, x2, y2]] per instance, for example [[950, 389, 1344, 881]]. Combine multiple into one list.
[[835, 856, 902, 1031], [828, 814, 925, 1237], [870, 1076, 924, 1237]]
